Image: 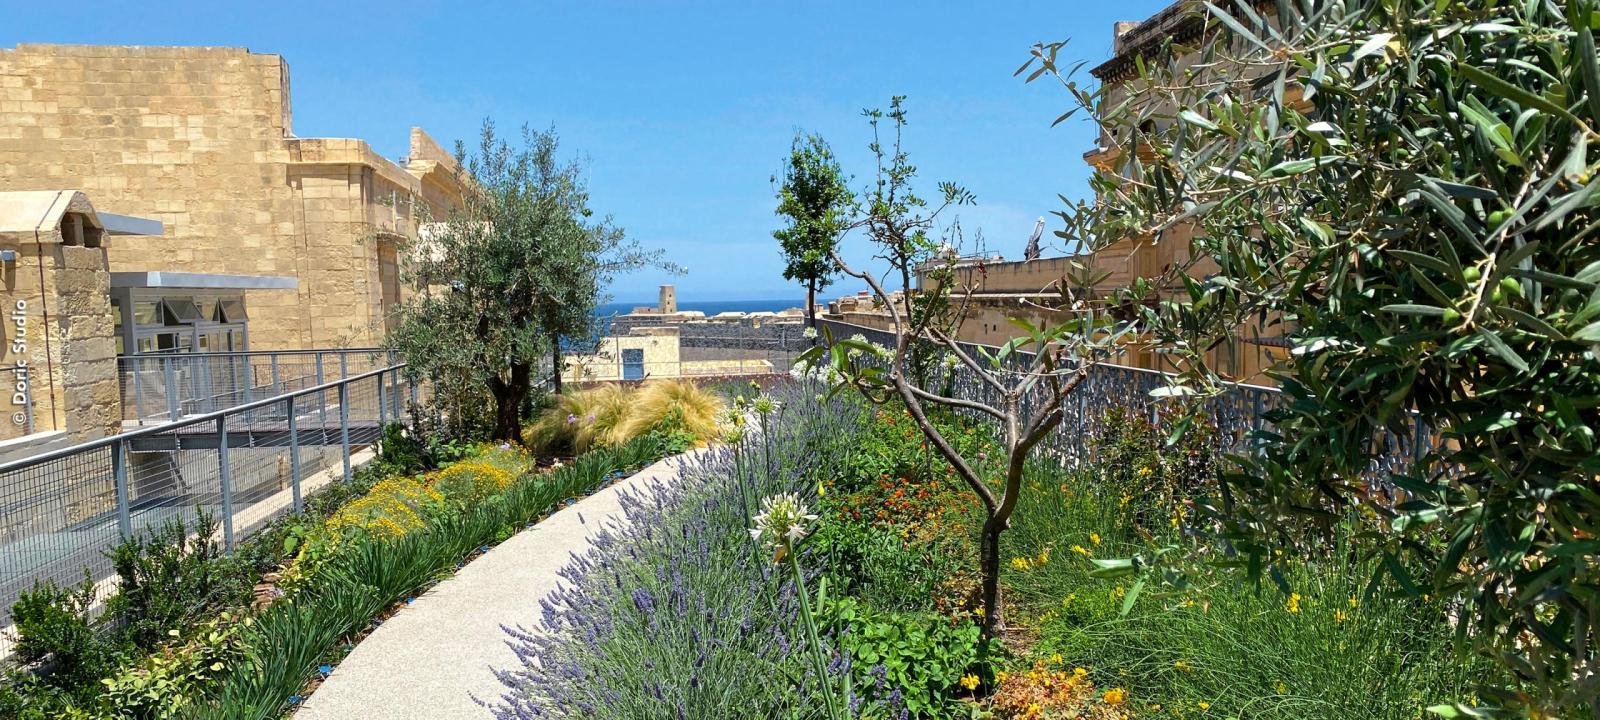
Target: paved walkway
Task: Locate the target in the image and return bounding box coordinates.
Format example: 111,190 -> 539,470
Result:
297,451 -> 696,720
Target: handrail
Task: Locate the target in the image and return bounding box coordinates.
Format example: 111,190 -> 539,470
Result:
813,317 -> 1282,395
0,363 -> 405,473
119,347 -> 386,360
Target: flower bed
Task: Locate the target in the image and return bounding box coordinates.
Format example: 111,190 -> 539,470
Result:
495,383 -> 1502,719
1,426 -> 674,720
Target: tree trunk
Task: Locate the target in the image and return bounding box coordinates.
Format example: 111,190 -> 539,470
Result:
550,338 -> 563,395
978,515 -> 1004,636
806,281 -> 817,329
489,361 -> 531,442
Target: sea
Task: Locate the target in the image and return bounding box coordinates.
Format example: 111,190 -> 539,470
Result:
588,298 -> 803,338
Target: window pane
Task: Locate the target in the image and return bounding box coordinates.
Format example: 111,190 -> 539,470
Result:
156,333 -> 176,351
137,337 -> 154,353
134,301 -> 161,326
164,298 -> 203,324
221,298 -> 247,322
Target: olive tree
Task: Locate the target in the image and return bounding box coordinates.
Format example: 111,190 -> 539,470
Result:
802,97 -> 1129,636
1022,1 -> 1600,713
391,121 -> 667,441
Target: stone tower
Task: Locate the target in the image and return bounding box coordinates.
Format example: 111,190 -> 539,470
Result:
658,284 -> 677,313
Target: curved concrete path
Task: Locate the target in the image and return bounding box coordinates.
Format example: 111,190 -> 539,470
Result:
297,451 -> 696,719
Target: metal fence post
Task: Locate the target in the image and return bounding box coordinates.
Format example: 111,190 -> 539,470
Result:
217,416 -> 235,550
377,368 -> 388,429
164,357 -> 179,421
339,352 -> 349,380
133,361 -> 145,423
315,352 -> 327,427
270,354 -> 281,397
286,394 -> 303,513
112,438 -> 132,539
408,377 -> 418,426
338,381 -> 352,483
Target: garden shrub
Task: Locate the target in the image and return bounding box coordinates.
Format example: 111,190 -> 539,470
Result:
1091,405 -> 1219,535
106,511 -> 252,652
427,447 -> 528,506
8,573 -> 113,690
813,406 -> 988,615
99,612 -> 248,719
522,385 -> 631,454
824,595 -> 987,718
324,476 -> 444,541
613,378 -> 723,445
525,381 -> 725,456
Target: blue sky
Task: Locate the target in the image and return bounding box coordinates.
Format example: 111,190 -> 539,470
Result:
3,0 -> 1171,303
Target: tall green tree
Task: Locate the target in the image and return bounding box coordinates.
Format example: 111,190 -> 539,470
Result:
1024,1 -> 1600,713
773,132 -> 852,327
391,121 -> 666,441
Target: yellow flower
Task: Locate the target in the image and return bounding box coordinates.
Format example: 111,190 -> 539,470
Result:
1050,653 -> 1064,665
1071,544 -> 1091,557
1199,701 -> 1211,709
1035,548 -> 1051,566
1286,593 -> 1302,614
1062,593 -> 1077,607
1026,703 -> 1042,716
1103,687 -> 1128,705
1011,557 -> 1033,571
996,670 -> 1007,682
1275,679 -> 1288,695
1348,596 -> 1360,609
1174,660 -> 1193,673
1074,667 -> 1088,678
1137,465 -> 1153,478
974,606 -> 986,617
959,674 -> 979,691
1089,532 -> 1102,546
1112,585 -> 1126,601
1333,609 -> 1348,623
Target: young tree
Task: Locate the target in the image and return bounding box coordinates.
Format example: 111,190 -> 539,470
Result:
773,132 -> 852,327
802,97 -> 1128,636
1023,1 -> 1600,713
392,121 -> 666,441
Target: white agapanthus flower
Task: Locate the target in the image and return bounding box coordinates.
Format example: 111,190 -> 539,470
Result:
749,492 -> 818,563
802,326 -> 818,339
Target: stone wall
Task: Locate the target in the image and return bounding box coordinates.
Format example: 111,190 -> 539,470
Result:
0,192 -> 121,444
0,44 -> 464,351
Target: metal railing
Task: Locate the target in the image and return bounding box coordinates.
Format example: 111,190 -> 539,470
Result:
0,364 -> 413,657
813,318 -> 1431,482
118,348 -> 394,424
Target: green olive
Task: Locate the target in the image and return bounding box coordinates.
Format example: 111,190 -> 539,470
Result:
1443,308 -> 1462,324
1462,267 -> 1482,284
1499,277 -> 1521,298
1487,209 -> 1512,228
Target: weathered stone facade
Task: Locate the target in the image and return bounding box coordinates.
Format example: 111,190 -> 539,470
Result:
0,191 -> 121,446
0,44 -> 465,351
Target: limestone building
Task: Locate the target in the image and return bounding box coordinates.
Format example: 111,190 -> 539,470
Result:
0,190 -> 163,451
0,44 -> 466,352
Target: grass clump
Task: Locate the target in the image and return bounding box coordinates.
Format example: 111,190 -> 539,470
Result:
524,380 -> 725,455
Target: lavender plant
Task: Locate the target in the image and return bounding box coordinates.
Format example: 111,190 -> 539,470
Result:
490,384 -> 906,719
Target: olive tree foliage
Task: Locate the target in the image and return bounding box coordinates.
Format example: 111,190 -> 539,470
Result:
800,97 -> 1130,636
1021,0 -> 1600,713
390,121 -> 668,442
773,132 -> 853,328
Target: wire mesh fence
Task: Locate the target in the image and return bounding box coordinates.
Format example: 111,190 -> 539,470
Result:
812,319 -> 1432,483
0,364 -> 411,658
118,349 -> 394,424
